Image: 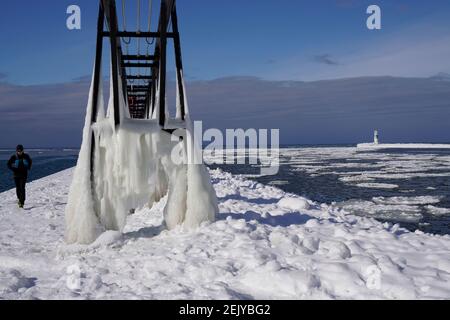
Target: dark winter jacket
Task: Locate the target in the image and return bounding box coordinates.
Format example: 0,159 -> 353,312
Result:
7,153 -> 32,178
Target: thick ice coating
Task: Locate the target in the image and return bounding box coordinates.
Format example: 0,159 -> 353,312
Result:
65,65 -> 218,244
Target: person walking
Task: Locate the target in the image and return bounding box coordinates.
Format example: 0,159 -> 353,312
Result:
7,145 -> 32,208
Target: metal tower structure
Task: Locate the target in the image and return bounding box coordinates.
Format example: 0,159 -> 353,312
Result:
91,0 -> 186,125
89,0 -> 187,186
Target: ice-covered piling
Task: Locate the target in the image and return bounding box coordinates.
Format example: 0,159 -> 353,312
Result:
65,66 -> 217,245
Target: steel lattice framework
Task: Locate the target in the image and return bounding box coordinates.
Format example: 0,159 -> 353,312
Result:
89,0 -> 187,182
91,0 -> 186,124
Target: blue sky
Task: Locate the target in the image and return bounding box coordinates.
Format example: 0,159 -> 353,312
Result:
1,0 -> 450,85
1,1 -> 450,147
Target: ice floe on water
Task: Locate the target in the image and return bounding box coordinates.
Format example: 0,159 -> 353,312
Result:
334,200 -> 423,222
372,196 -> 443,205
426,205 -> 450,216
356,183 -> 399,189
268,180 -> 290,186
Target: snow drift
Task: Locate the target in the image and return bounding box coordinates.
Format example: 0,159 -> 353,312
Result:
1,168 -> 450,299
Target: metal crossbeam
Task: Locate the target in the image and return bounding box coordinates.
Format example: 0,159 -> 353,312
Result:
127,88 -> 150,92
122,55 -> 155,61
127,85 -> 150,89
103,31 -> 175,38
128,95 -> 147,102
126,75 -> 152,80
123,62 -> 156,68
127,90 -> 150,93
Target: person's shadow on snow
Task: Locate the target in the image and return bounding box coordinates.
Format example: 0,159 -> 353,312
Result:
218,193 -> 279,205
124,210 -> 312,240
218,211 -> 312,228
123,224 -> 165,240
218,193 -> 313,227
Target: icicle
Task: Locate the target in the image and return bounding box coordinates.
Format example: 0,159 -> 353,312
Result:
65,65 -> 102,244
183,116 -> 218,228
179,79 -> 218,228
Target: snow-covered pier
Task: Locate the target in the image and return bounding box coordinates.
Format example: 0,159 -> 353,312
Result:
357,143 -> 450,149
357,130 -> 450,149
1,168 -> 449,299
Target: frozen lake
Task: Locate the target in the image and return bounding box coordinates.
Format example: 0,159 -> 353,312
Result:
1,146 -> 449,235
208,146 -> 450,235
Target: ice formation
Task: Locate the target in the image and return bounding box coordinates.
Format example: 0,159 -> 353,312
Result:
65,64 -> 218,244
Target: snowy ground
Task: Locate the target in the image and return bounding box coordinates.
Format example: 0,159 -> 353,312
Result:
1,168 -> 450,299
